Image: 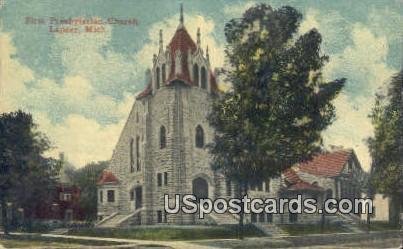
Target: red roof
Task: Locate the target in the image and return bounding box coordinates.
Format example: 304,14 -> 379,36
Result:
286,181 -> 324,192
136,82 -> 152,100
283,168 -> 300,184
136,26 -> 220,99
97,171 -> 119,185
166,27 -> 197,85
297,149 -> 352,177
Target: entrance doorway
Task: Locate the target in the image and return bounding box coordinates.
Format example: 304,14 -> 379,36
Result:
192,177 -> 208,199
135,186 -> 142,209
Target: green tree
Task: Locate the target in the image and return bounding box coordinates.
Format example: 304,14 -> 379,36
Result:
368,70 -> 402,226
0,111 -> 60,234
68,161 -> 108,221
208,4 -> 345,237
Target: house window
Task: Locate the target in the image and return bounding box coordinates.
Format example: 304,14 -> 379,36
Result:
160,126 -> 166,149
157,173 -> 162,187
265,179 -> 270,192
289,213 -> 298,223
130,138 -> 134,172
156,67 -> 160,89
201,66 -> 207,89
193,64 -> 199,85
259,213 -> 265,222
136,136 -> 140,171
162,64 -> 166,83
60,193 -> 72,201
157,210 -> 163,223
251,213 -> 257,223
130,190 -> 134,201
267,213 -> 273,223
107,190 -> 115,203
348,161 -> 353,172
257,181 -> 263,191
99,191 -> 103,203
136,112 -> 139,123
195,125 -> 204,148
226,180 -> 232,196
250,182 -> 257,191
164,172 -> 168,186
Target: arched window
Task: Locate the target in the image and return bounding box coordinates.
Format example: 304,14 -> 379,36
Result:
200,66 -> 207,89
160,126 -> 166,149
130,138 -> 134,172
162,64 -> 166,83
195,125 -> 204,148
136,136 -> 140,171
193,64 -> 199,85
156,67 -> 160,89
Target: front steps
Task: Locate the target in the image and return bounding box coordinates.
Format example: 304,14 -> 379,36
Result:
253,223 -> 288,236
208,212 -> 239,225
96,208 -> 144,228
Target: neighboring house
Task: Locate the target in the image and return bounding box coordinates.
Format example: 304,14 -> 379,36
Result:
360,193 -> 390,222
36,184 -> 83,221
36,153 -> 84,221
246,148 -> 366,225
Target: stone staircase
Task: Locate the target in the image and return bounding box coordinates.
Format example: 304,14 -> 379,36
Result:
253,223 -> 288,237
208,212 -> 239,225
97,208 -> 144,228
327,213 -> 364,233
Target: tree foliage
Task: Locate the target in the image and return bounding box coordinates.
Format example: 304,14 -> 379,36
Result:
367,70 -> 402,224
0,111 -> 60,232
209,4 -> 345,185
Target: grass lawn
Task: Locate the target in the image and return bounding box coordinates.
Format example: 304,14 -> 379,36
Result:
68,225 -> 264,241
0,235 -> 124,248
279,224 -> 347,236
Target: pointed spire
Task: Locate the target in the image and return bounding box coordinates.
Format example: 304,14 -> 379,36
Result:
159,29 -> 163,52
179,3 -> 184,26
197,28 -> 201,47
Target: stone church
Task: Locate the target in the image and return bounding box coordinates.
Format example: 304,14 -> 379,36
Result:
97,6 -> 229,226
96,6 -> 365,229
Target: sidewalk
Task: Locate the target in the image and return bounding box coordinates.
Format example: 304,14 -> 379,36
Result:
1,232 -> 227,249
1,230 -> 401,249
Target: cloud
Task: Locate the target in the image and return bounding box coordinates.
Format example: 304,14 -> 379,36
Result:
50,24 -> 142,100
323,24 -> 395,171
0,27 -> 133,167
38,113 -> 127,167
223,1 -> 257,17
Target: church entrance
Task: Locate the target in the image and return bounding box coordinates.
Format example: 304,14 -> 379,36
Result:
135,186 -> 142,209
192,177 -> 208,199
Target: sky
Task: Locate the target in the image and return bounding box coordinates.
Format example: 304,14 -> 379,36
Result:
0,0 -> 401,170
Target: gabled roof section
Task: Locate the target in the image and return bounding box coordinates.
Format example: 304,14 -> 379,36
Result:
283,168 -> 300,184
297,149 -> 353,177
97,170 -> 119,185
166,27 -> 197,86
286,181 -> 324,192
136,82 -> 152,100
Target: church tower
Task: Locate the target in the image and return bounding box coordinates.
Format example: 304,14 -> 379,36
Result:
97,4 -> 226,226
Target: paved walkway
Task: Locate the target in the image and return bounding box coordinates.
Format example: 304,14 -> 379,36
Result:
2,232 -> 229,249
